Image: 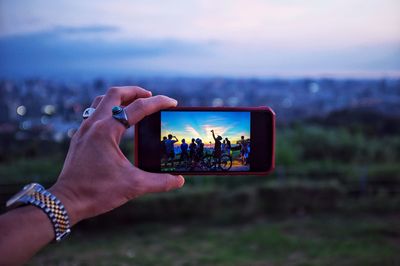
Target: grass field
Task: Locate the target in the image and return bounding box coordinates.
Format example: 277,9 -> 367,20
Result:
29,214 -> 400,266
1,125 -> 399,265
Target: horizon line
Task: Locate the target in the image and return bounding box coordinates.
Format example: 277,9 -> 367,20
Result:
1,70 -> 400,81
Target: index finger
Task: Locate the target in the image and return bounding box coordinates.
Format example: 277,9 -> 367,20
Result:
124,95 -> 178,125
94,86 -> 152,119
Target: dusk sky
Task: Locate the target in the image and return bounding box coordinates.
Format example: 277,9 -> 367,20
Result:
0,0 -> 399,78
161,111 -> 250,145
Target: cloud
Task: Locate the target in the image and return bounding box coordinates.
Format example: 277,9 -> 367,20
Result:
0,26 -> 210,78
0,24 -> 399,79
202,125 -> 232,137
52,25 -> 119,34
185,125 -> 201,138
0,0 -> 399,78
204,116 -> 225,124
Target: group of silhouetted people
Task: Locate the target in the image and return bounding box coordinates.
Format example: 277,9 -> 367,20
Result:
161,135 -> 205,168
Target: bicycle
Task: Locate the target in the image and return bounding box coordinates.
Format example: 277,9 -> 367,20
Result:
202,152 -> 232,171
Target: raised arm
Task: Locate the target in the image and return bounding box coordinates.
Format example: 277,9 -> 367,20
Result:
0,87 -> 185,265
211,129 -> 216,141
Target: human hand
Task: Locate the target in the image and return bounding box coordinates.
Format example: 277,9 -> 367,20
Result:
50,87 -> 185,226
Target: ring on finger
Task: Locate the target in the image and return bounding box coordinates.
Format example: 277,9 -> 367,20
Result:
112,106 -> 130,129
82,107 -> 96,119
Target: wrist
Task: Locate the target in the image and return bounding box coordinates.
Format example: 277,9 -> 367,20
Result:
48,184 -> 85,226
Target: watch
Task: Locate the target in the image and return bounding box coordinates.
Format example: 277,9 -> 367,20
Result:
6,183 -> 71,242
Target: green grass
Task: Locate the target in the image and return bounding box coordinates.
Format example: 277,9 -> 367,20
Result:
29,215 -> 400,266
0,156 -> 63,184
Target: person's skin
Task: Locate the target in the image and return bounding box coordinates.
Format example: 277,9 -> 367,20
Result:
0,86 -> 185,266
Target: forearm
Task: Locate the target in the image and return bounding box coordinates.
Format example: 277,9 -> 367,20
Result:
0,186 -> 80,265
0,206 -> 54,265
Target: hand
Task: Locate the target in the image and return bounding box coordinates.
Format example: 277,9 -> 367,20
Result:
49,87 -> 185,226
211,129 -> 214,133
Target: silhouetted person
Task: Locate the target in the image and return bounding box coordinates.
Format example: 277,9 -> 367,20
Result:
189,138 -> 197,161
180,138 -> 188,163
195,138 -> 204,161
211,129 -> 223,168
225,137 -> 231,155
161,136 -> 167,166
239,136 -> 248,165
165,134 -> 178,167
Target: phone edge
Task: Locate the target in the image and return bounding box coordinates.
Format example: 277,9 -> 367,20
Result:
134,106 -> 275,176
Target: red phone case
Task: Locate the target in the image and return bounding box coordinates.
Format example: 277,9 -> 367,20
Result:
134,106 -> 275,175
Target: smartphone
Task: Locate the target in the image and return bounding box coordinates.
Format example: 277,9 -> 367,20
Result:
135,107 -> 275,175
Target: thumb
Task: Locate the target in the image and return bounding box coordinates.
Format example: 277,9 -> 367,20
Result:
136,169 -> 185,194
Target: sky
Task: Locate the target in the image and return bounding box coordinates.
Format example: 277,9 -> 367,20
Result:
0,0 -> 399,78
161,111 -> 250,145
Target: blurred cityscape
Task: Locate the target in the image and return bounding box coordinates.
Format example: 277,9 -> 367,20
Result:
1,77 -> 399,143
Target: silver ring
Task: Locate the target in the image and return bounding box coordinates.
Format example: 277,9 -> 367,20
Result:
112,106 -> 130,129
83,107 -> 96,119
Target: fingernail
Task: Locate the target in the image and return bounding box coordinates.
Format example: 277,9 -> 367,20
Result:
177,175 -> 185,187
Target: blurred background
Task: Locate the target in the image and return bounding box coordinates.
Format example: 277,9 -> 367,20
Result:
0,0 -> 399,265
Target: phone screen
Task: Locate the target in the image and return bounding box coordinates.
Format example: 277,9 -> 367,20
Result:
135,107 -> 275,175
161,111 -> 251,172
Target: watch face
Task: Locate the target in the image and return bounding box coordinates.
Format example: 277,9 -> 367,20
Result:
6,183 -> 38,208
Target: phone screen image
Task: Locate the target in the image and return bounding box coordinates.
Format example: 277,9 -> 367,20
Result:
136,107 -> 274,175
160,111 -> 251,172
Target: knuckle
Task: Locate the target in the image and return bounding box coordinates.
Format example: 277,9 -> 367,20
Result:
128,171 -> 148,195
94,119 -> 109,130
89,120 -> 109,137
79,120 -> 91,133
70,131 -> 85,147
130,86 -> 147,94
132,86 -> 143,91
134,98 -> 146,110
69,132 -> 80,145
94,95 -> 103,102
106,87 -> 120,97
155,95 -> 167,101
